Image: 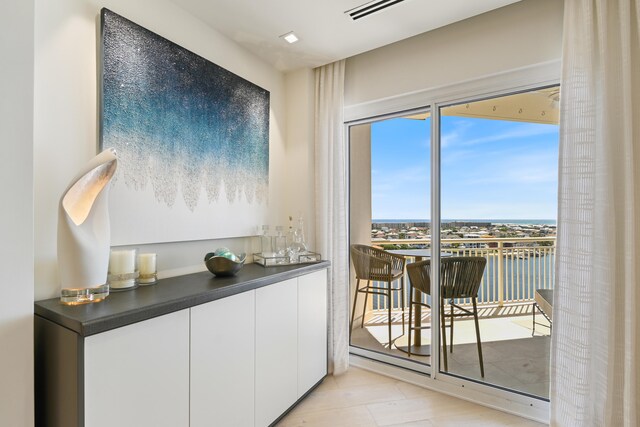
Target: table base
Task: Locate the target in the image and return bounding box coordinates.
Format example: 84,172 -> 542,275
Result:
396,344 -> 431,357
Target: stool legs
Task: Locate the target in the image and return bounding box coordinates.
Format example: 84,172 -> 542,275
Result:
349,278 -> 361,335
472,297 -> 484,377
450,301 -> 454,353
387,287 -> 392,346
407,286 -> 413,357
532,302 -> 536,336
440,297 -> 448,372
401,277 -> 405,335
349,277 -> 404,348
361,280 -> 370,328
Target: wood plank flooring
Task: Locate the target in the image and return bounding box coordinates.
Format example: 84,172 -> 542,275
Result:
276,367 -> 547,427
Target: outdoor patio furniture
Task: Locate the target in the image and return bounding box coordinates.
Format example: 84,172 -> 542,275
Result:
350,244 -> 406,347
533,288 -> 553,335
406,256 -> 487,377
404,258 -> 433,357
385,249 -> 452,356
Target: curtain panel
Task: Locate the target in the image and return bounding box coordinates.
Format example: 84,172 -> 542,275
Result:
314,60 -> 349,375
552,0 -> 640,425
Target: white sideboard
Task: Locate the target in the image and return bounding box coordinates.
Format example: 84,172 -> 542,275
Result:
35,263 -> 329,427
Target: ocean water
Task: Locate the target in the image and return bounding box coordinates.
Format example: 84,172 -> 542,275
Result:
372,219 -> 557,226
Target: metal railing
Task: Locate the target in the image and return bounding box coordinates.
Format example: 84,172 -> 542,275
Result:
366,237 -> 556,311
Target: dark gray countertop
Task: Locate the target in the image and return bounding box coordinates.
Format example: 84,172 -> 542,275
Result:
35,261 -> 330,337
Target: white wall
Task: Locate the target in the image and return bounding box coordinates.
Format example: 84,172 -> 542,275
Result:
0,1 -> 35,426
284,68 -> 316,251
34,0 -> 290,299
344,0 -> 563,107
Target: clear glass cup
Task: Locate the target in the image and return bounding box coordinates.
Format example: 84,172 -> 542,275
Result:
261,225 -> 274,256
274,226 -> 287,263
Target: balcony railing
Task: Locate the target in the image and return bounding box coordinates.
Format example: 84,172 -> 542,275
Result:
366,237 -> 556,311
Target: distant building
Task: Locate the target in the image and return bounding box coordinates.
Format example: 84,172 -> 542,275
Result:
372,222 -> 430,229
444,221 -> 492,228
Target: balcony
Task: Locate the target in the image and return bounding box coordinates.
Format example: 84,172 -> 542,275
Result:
350,236 -> 554,399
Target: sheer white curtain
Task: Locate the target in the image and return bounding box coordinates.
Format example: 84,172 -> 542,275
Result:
551,1 -> 640,425
315,60 -> 349,375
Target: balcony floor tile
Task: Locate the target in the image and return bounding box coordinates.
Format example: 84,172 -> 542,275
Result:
350,304 -> 551,399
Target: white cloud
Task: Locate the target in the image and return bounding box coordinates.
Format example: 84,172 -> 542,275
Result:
456,149 -> 558,186
441,119 -> 473,148
458,123 -> 558,147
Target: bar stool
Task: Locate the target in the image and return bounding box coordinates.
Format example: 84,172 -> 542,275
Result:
350,244 -> 405,347
406,256 -> 486,377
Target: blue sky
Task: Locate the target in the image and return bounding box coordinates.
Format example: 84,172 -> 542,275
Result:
370,115 -> 559,220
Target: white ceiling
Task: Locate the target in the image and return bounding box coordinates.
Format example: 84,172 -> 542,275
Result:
170,0 -> 522,72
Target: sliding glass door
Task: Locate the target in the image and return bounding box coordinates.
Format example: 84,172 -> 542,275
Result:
348,84 -> 559,401
436,86 -> 559,398
348,109 -> 432,370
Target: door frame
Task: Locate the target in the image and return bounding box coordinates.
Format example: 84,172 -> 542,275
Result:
345,59 -> 560,423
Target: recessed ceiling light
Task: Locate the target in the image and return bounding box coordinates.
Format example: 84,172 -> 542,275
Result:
280,31 -> 299,44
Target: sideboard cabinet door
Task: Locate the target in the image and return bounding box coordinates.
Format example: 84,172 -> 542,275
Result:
255,278 -> 298,427
191,291 -> 256,427
84,309 -> 190,427
297,270 -> 328,397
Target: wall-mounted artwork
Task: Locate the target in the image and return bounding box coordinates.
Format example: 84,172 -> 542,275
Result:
100,8 -> 269,245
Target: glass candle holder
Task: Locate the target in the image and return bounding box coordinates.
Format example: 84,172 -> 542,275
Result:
108,248 -> 139,291
137,253 -> 158,285
60,284 -> 109,306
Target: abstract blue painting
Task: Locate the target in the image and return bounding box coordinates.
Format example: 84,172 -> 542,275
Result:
100,9 -> 270,244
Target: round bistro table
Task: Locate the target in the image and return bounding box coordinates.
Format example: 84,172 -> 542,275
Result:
386,249 -> 452,356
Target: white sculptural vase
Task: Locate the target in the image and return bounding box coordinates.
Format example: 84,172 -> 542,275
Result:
58,148 -> 118,305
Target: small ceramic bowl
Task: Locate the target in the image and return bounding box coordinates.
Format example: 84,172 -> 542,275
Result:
204,252 -> 246,277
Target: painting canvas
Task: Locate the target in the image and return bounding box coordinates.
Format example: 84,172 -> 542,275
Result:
100,8 -> 269,245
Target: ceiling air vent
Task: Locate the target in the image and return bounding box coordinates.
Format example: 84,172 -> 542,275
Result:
345,0 -> 407,21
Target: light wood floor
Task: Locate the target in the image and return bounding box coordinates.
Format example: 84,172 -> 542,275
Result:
276,367 -> 547,427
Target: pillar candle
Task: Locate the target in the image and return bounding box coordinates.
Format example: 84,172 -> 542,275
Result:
138,253 -> 157,276
109,249 -> 136,274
